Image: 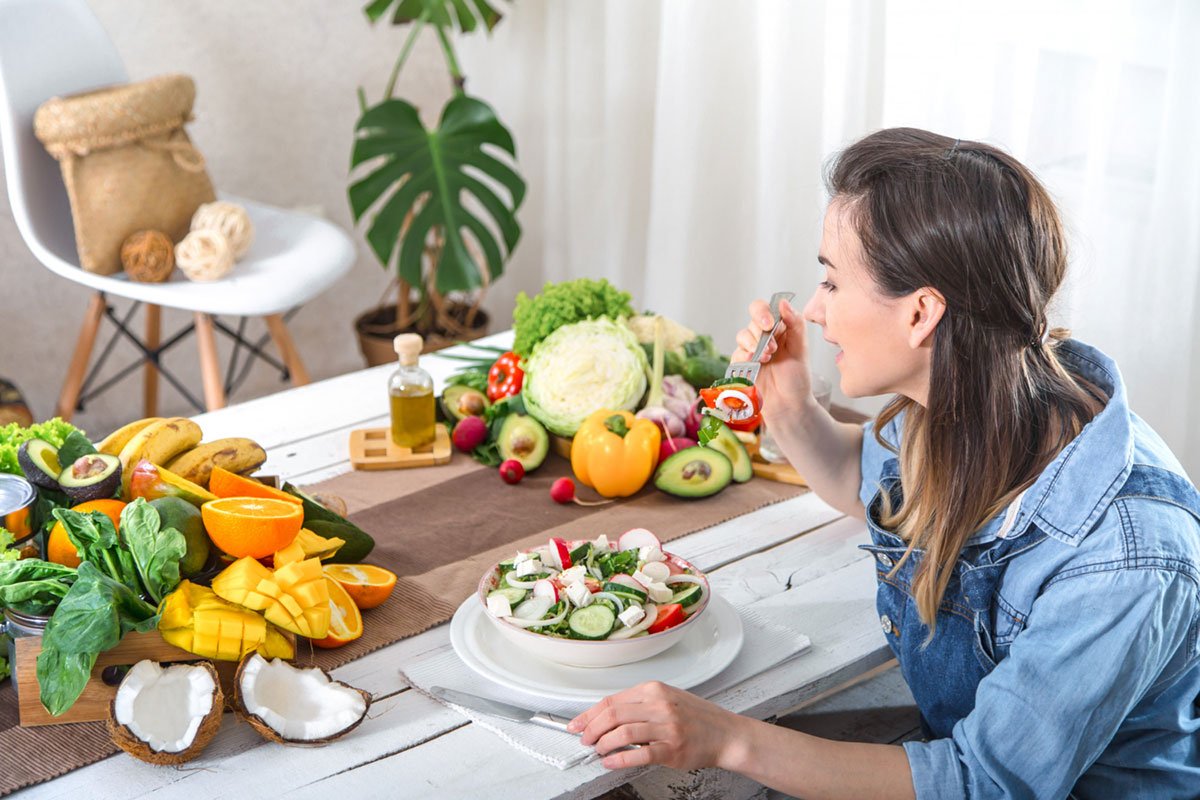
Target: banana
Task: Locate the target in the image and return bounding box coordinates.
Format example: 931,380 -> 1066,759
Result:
118,417 -> 204,490
166,438 -> 268,487
96,417 -> 164,456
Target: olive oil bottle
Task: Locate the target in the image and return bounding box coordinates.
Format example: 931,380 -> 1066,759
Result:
389,334 -> 435,448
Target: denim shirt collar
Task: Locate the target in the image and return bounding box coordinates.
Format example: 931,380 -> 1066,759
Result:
967,339 -> 1132,547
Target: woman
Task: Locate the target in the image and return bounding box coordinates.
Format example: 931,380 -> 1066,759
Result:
568,128 -> 1200,799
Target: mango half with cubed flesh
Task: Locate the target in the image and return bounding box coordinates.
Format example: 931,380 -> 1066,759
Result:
158,580 -> 295,661
212,557 -> 331,639
274,528 -> 344,567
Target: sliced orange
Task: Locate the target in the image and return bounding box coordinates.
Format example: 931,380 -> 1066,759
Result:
200,497 -> 303,559
323,563 -> 397,609
208,466 -> 301,506
313,576 -> 363,648
47,498 -> 127,568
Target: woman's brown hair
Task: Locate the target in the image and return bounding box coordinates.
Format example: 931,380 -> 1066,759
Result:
827,128 -> 1105,636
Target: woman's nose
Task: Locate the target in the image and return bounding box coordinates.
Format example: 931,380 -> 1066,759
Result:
803,290 -> 825,327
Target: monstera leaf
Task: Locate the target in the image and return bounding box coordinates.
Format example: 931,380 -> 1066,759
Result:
349,94 -> 525,294
364,0 -> 505,33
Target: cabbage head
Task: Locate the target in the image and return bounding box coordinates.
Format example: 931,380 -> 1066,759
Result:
522,318 -> 649,437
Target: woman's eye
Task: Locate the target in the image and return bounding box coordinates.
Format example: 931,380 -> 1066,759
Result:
819,280 -> 836,292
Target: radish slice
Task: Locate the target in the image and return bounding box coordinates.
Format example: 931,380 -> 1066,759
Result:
641,562 -> 670,583
532,579 -> 560,602
606,573 -> 644,592
610,603 -> 658,639
591,591 -> 625,613
547,537 -> 572,570
618,528 -> 661,553
666,559 -> 687,576
513,596 -> 554,621
504,606 -> 568,629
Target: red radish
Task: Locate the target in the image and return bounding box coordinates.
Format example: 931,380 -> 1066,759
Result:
617,528 -> 662,553
684,399 -> 705,440
658,436 -> 698,465
667,559 -> 687,576
606,573 -> 644,592
451,416 -> 488,452
532,579 -> 560,602
550,477 -> 614,507
647,603 -> 686,634
548,537 -> 572,570
499,459 -> 525,484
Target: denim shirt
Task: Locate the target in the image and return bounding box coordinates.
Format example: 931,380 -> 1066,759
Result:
859,340 -> 1200,799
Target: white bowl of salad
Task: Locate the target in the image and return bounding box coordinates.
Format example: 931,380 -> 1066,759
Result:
478,528 -> 710,668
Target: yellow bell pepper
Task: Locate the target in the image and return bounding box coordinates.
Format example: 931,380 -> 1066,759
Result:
571,410 -> 662,498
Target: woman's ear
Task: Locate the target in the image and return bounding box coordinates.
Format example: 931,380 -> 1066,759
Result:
907,287 -> 946,349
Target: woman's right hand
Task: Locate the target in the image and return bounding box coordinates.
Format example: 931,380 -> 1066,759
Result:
732,297 -> 813,422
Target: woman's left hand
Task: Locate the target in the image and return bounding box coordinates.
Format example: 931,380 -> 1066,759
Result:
568,681 -> 742,770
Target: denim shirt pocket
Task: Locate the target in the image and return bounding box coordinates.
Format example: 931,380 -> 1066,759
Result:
991,591 -> 1028,653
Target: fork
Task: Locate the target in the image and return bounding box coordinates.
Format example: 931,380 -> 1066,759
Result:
724,291 -> 795,383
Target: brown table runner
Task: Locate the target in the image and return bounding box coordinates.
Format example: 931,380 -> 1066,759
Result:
0,454 -> 806,795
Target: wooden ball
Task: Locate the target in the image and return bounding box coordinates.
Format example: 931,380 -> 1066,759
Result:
120,230 -> 175,283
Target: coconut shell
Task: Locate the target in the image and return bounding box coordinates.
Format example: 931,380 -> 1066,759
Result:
234,654 -> 371,746
107,660 -> 224,765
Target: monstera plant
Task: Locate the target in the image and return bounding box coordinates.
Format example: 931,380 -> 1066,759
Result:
349,0 -> 525,364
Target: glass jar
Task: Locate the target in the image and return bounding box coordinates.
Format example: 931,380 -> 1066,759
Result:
3,608 -> 50,698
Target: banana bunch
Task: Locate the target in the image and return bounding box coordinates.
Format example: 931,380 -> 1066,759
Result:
98,417 -> 267,489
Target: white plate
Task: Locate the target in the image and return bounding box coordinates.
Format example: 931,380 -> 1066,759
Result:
449,593 -> 745,703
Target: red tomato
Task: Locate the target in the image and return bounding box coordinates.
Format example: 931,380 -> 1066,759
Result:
647,603 -> 686,634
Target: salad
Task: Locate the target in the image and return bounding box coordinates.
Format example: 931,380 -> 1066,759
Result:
483,528 -> 707,641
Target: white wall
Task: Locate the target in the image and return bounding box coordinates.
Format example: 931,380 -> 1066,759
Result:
0,1 -> 539,440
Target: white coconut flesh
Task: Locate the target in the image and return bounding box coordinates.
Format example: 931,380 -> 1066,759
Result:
240,656 -> 368,741
112,661 -> 217,753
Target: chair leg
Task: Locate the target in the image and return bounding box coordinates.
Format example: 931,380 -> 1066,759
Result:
265,314 -> 311,387
144,304 -> 161,417
194,312 -> 227,410
55,293 -> 107,421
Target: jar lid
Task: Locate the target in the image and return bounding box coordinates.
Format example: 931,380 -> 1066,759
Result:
0,473 -> 35,515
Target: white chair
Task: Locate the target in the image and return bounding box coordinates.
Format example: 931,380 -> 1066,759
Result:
0,0 -> 355,418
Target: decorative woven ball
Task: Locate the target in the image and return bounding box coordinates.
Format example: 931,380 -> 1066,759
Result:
120,230 -> 175,283
176,229 -> 234,282
190,201 -> 253,258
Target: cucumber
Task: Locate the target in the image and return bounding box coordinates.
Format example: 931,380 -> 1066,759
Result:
669,584 -> 703,608
602,581 -> 647,604
569,542 -> 592,565
568,604 -> 616,639
488,587 -> 528,606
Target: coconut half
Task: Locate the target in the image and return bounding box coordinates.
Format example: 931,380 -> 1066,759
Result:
108,660 -> 223,765
234,654 -> 370,745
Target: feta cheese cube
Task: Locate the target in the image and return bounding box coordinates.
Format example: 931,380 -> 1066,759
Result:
565,581 -> 593,608
646,581 -> 674,603
559,565 -> 587,585
515,559 -> 542,578
631,569 -> 655,589
618,605 -> 645,628
514,551 -> 535,565
486,594 -> 513,618
593,534 -> 611,551
639,544 -> 666,563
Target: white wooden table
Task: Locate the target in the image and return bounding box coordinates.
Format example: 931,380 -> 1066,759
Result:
18,332 -> 889,800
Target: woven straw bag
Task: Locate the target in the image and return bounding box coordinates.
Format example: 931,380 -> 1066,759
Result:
33,74 -> 216,275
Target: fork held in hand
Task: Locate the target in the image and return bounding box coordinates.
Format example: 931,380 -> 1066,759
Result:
725,291 -> 795,384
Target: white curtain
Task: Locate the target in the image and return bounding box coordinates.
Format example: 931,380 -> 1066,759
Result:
458,0 -> 1200,479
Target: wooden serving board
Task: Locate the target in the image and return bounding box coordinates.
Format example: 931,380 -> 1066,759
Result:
348,424 -> 452,470
751,459 -> 808,486
14,631 -> 237,727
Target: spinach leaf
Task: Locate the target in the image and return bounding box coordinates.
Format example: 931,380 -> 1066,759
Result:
119,499 -> 185,604
52,508 -> 124,583
32,487 -> 72,537
36,562 -> 157,716
0,558 -> 76,615
55,431 -> 97,467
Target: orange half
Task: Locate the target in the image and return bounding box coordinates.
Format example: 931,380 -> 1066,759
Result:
313,576 -> 363,648
323,563 -> 397,609
201,497 -> 303,559
208,466 -> 301,506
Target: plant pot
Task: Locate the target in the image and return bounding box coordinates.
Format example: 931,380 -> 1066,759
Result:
353,304 -> 491,367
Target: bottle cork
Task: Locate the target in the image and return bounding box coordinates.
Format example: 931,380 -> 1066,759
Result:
393,333 -> 423,366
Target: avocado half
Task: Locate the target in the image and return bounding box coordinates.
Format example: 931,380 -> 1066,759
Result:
18,438 -> 63,491
440,385 -> 490,422
497,414 -> 549,472
58,453 -> 122,503
654,447 -> 733,498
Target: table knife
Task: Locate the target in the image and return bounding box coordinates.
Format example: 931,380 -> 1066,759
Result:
430,686 -> 574,732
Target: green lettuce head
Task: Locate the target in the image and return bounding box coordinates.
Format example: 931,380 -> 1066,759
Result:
522,318 -> 650,437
